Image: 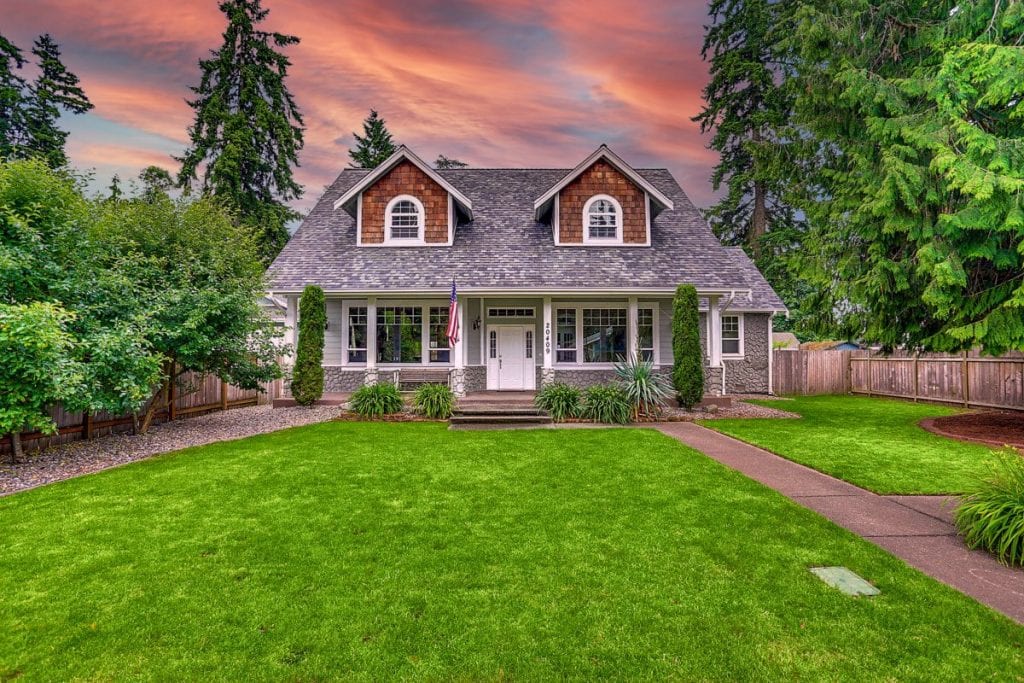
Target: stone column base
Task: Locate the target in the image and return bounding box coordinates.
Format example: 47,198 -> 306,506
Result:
540,367 -> 556,388
364,368 -> 379,386
450,368 -> 467,397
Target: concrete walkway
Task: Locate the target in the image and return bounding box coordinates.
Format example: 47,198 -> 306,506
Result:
655,422 -> 1024,624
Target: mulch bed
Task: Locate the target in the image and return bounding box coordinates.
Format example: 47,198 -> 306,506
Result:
334,412 -> 438,422
921,412 -> 1024,451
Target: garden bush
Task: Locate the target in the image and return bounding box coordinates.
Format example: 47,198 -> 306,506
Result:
580,385 -> 631,425
615,355 -> 672,419
955,450 -> 1024,567
291,285 -> 326,406
535,382 -> 582,422
413,383 -> 455,419
672,284 -> 704,410
349,382 -> 404,418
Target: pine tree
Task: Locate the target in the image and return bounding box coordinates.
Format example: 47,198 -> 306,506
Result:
786,0 -> 1024,354
349,110 -> 396,168
177,0 -> 305,265
435,154 -> 467,169
22,34 -> 92,168
0,33 -> 28,160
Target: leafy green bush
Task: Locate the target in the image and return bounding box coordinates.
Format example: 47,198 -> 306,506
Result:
349,382 -> 404,418
672,284 -> 704,410
291,285 -> 326,406
615,355 -> 672,419
535,382 -> 582,422
955,450 -> 1024,567
413,383 -> 455,419
580,385 -> 631,425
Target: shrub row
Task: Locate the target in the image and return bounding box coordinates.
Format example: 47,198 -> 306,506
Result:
348,382 -> 455,420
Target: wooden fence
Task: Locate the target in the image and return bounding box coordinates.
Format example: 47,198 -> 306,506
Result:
0,371 -> 284,456
772,349 -> 1024,411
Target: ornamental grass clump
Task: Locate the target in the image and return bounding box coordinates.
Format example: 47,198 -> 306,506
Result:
581,385 -> 631,425
413,383 -> 455,420
535,382 -> 582,422
615,355 -> 673,420
955,450 -> 1024,567
349,382 -> 404,418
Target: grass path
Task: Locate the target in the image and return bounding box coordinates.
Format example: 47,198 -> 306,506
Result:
1,422 -> 1021,679
704,396 -> 995,494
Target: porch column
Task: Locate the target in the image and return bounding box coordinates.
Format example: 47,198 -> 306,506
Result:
284,295 -> 298,363
627,296 -> 638,361
709,295 -> 723,368
365,297 -> 377,385
542,296 -> 554,386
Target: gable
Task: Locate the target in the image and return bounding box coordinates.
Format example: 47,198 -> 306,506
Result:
360,160 -> 451,245
556,160 -> 648,245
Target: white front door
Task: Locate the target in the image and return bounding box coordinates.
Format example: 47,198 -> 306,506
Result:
486,325 -> 535,390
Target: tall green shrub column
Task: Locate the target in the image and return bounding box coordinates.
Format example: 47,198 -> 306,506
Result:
672,284 -> 704,410
291,285 -> 326,406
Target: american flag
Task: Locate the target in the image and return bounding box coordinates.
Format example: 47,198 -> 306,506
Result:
446,280 -> 460,346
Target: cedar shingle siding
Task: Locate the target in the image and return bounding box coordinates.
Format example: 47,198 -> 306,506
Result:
558,160 -> 647,244
361,160 -> 449,244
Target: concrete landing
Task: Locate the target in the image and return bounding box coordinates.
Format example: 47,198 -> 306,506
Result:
655,421 -> 1024,624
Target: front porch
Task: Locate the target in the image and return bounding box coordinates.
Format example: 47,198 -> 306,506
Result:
278,290 -> 764,397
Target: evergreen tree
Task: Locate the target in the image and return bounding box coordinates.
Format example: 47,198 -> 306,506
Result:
106,174 -> 123,202
139,165 -> 174,202
435,154 -> 467,169
693,0 -> 809,333
0,33 -> 28,160
349,110 -> 396,168
177,0 -> 304,265
671,284 -> 704,410
786,1 -> 1024,354
22,34 -> 92,168
291,285 -> 325,406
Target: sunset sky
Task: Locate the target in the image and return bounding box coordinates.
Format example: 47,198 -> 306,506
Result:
1,0 -> 718,210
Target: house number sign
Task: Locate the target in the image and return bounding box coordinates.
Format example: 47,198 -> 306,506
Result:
544,321 -> 552,355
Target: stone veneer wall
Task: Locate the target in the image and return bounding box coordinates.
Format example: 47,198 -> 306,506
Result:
724,313 -> 770,394
465,366 -> 487,392
323,367 -> 368,393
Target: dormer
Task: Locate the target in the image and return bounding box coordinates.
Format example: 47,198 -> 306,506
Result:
333,146 -> 473,247
533,145 -> 673,247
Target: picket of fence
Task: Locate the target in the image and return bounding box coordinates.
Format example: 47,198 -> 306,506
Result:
0,370 -> 284,456
772,349 -> 1024,412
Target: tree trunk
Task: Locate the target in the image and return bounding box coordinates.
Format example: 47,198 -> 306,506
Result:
750,128 -> 767,259
10,432 -> 22,465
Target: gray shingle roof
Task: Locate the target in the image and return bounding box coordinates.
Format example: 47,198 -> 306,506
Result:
267,167 -> 786,311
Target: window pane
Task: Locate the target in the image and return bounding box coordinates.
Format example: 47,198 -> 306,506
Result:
722,339 -> 740,355
489,330 -> 497,359
428,306 -> 450,363
376,306 -> 422,363
348,307 -> 367,363
526,330 -> 533,359
556,309 -> 576,363
389,199 -> 420,239
638,308 -> 654,353
588,198 -> 618,239
721,316 -> 740,355
582,308 -> 627,363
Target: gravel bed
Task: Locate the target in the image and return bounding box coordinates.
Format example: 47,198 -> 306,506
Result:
0,405 -> 341,496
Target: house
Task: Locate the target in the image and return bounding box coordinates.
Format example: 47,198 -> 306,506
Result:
800,340 -> 864,351
772,332 -> 800,350
267,145 -> 786,396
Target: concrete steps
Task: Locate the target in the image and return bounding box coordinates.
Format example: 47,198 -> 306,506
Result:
449,404 -> 552,429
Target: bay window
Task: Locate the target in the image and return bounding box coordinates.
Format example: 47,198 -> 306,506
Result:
377,306 -> 422,364
554,304 -> 657,365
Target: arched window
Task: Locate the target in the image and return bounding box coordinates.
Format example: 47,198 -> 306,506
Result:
385,195 -> 424,242
583,194 -> 622,243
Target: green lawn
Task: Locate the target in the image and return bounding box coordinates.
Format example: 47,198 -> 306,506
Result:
704,395 -> 995,495
1,423 -> 1021,679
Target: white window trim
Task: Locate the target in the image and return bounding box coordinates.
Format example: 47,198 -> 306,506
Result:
487,307 -> 536,319
553,301 -> 659,367
722,312 -> 745,359
582,194 -> 623,245
384,195 -> 426,245
371,299 -> 453,367
341,300 -> 369,367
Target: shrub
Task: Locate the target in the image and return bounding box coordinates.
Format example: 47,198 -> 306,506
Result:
615,355 -> 673,420
672,284 -> 704,410
413,383 -> 455,419
349,382 -> 404,418
955,450 -> 1024,567
535,382 -> 582,422
291,285 -> 326,406
580,385 -> 631,425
